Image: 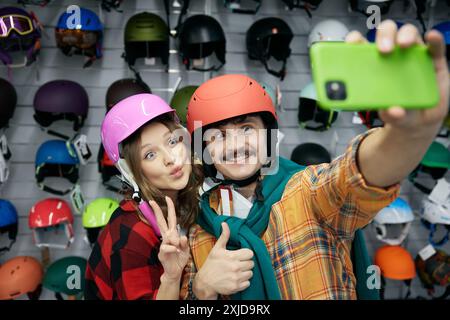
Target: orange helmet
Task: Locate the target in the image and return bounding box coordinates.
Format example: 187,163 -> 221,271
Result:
375,245 -> 416,280
186,74 -> 277,135
0,256 -> 44,300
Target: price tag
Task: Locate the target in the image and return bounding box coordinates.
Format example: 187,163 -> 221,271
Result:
418,244 -> 437,261
71,134 -> 92,165
193,58 -> 204,67
144,57 -> 155,65
70,184 -> 85,215
428,179 -> 450,207
0,152 -> 9,183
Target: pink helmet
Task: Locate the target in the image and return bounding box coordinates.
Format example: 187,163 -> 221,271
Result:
101,93 -> 177,163
100,93 -> 179,237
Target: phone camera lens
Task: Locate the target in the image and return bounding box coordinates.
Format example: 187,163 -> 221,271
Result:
326,81 -> 347,101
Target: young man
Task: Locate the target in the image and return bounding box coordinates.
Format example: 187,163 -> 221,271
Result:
180,20 -> 449,300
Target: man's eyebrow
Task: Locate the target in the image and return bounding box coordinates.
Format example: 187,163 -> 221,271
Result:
217,118 -> 257,129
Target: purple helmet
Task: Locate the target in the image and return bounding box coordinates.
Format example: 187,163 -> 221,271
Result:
101,93 -> 179,237
0,7 -> 41,67
33,80 -> 89,131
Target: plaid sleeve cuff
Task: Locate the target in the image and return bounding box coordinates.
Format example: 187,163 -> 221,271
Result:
344,128 -> 401,201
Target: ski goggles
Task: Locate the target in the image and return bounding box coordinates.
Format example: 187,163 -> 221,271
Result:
0,14 -> 34,37
55,28 -> 98,49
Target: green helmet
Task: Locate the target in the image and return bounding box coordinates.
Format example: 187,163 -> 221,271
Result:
82,198 -> 119,228
409,141 -> 450,193
42,256 -> 87,298
170,86 -> 198,124
82,198 -> 119,245
421,141 -> 450,169
123,12 -> 170,67
124,12 -> 169,42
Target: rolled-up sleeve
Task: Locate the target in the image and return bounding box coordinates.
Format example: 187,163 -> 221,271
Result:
304,128 -> 401,239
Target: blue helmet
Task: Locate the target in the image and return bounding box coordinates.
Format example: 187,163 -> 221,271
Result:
0,199 -> 18,228
56,7 -> 103,32
35,140 -> 79,196
433,21 -> 450,61
55,7 -> 103,67
0,199 -> 18,253
367,21 -> 404,43
433,21 -> 450,44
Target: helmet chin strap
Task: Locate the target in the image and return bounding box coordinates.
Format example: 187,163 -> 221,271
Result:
219,170 -> 261,188
116,159 -> 161,237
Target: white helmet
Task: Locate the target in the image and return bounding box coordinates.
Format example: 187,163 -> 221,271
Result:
421,197 -> 450,246
372,198 -> 414,246
422,198 -> 450,225
307,19 -> 350,48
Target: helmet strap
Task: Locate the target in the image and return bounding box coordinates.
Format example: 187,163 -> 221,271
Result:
262,57 -> 287,80
38,182 -> 73,196
116,159 -> 161,237
220,170 -> 261,188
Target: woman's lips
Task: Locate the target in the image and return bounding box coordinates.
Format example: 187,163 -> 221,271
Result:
170,166 -> 183,178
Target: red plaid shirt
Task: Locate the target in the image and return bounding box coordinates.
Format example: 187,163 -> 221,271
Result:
85,200 -> 163,300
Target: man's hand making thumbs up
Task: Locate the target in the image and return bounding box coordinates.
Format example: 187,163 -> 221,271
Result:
192,222 -> 255,299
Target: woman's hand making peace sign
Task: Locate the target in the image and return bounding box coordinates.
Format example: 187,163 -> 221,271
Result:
149,196 -> 190,282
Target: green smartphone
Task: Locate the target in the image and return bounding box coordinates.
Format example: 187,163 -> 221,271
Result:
310,42 -> 440,111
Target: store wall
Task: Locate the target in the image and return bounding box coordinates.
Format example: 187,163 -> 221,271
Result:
0,0 -> 449,300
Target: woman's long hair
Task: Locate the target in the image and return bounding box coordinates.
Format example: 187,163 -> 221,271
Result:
121,114 -> 203,229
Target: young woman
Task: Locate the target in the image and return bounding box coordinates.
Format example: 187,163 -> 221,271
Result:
85,93 -> 203,300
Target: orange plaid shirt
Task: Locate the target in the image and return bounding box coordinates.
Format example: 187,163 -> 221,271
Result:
181,128 -> 400,300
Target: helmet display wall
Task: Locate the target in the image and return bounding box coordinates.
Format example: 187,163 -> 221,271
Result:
0,0 -> 449,300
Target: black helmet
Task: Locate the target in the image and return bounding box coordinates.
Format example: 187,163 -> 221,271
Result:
224,0 -> 262,14
298,82 -> 338,131
290,143 -> 331,166
101,0 -> 123,12
282,0 -> 322,17
0,78 -> 17,129
123,12 -> 170,67
177,15 -> 226,71
349,0 -> 393,16
105,78 -> 151,111
246,17 -> 293,80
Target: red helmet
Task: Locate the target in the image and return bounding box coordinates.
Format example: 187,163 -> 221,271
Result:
186,74 -> 277,135
29,198 -> 74,228
28,198 -> 74,249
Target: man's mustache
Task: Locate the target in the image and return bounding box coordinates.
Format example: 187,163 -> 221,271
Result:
221,147 -> 257,162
